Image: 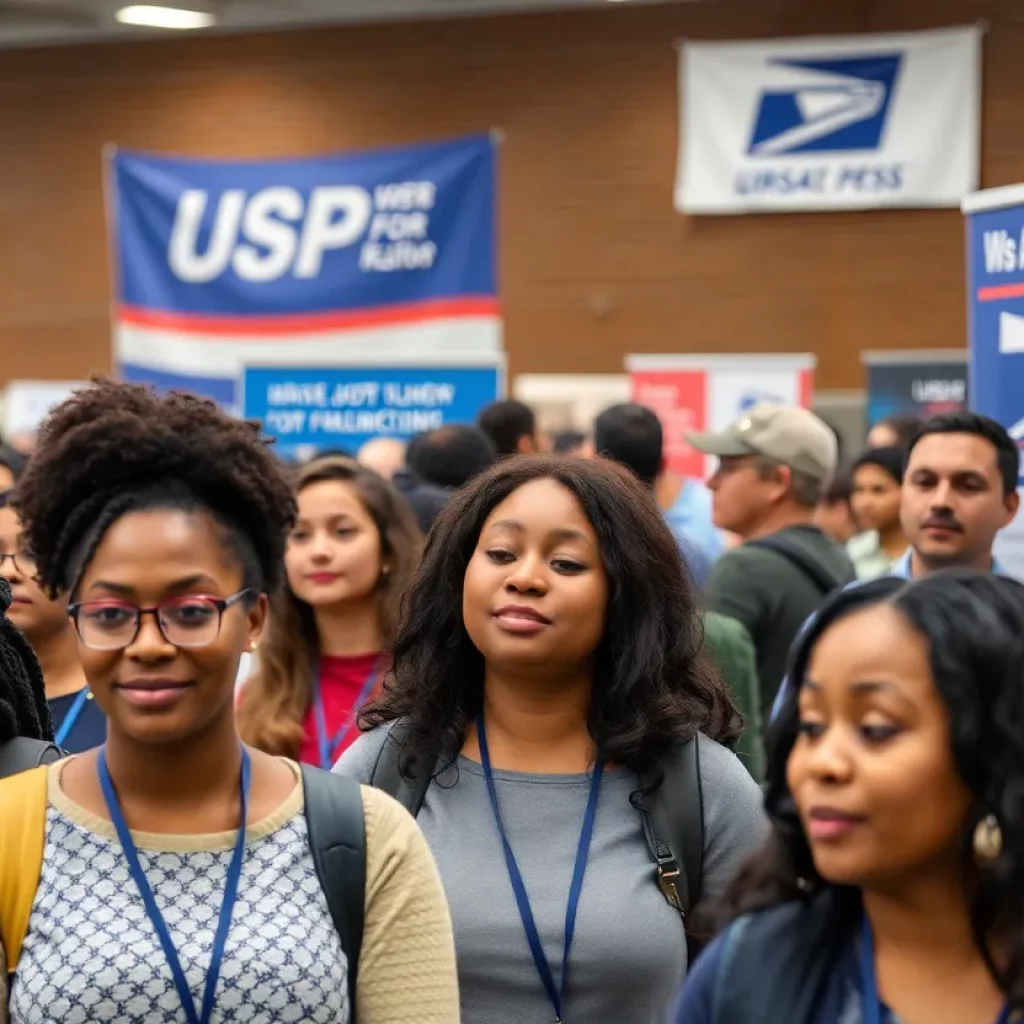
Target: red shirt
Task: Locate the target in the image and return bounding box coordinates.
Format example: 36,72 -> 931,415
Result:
298,651 -> 382,769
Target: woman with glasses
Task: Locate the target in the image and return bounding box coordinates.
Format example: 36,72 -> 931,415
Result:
671,572 -> 1024,1024
238,456 -> 421,766
0,381 -> 458,1024
0,498 -> 102,753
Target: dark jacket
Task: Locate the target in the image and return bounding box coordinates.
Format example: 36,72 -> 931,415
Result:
671,889 -> 858,1024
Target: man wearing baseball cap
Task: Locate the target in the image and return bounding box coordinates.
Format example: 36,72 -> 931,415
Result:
688,403 -> 856,720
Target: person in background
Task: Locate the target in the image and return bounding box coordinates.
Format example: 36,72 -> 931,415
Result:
336,455 -> 765,1024
847,446 -> 907,579
814,470 -> 857,546
672,572 -> 1024,1024
589,403 -> 723,581
0,444 -> 26,495
583,405 -> 761,768
898,411 -> 1018,579
407,424 -> 498,491
552,430 -> 586,456
867,414 -> 920,450
239,457 -> 421,767
0,497 -> 103,753
0,576 -> 61,779
690,404 -> 856,721
478,399 -> 542,456
1,381 -> 458,1024
356,436 -> 407,481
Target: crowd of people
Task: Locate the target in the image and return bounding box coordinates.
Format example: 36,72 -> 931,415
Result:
0,380 -> 1021,1024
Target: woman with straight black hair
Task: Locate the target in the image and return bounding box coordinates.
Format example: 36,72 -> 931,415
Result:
672,570 -> 1024,1024
336,453 -> 766,1024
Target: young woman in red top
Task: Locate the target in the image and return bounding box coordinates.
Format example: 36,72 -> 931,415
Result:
239,456 -> 421,765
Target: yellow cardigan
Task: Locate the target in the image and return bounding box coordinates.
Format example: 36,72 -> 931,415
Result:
0,761 -> 459,1024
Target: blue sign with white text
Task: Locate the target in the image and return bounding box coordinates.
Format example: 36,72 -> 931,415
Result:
965,195 -> 1024,484
113,135 -> 496,318
243,365 -> 503,451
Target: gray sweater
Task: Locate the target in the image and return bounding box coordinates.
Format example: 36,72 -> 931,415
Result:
335,726 -> 767,1024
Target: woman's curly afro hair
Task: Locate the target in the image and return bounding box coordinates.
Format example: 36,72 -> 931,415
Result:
15,379 -> 296,598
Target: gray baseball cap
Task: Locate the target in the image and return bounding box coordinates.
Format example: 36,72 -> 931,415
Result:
686,404 -> 838,484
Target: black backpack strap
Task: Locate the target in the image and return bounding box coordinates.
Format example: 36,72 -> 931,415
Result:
746,535 -> 842,595
367,723 -> 432,816
301,765 -> 366,1021
640,735 -> 704,923
0,737 -> 62,779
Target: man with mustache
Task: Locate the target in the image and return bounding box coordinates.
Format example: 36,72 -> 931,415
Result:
898,411 -> 1019,578
770,411 -> 1020,724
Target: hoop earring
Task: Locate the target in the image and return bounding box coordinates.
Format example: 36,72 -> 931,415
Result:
973,814 -> 1003,863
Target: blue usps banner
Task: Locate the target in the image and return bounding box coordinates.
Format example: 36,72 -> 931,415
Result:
243,364 -> 504,451
964,187 -> 1024,484
112,135 -> 497,318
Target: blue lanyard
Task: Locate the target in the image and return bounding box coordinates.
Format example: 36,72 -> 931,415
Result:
313,660 -> 379,771
98,746 -> 251,1024
53,687 -> 91,747
860,915 -> 1011,1024
478,715 -> 603,1024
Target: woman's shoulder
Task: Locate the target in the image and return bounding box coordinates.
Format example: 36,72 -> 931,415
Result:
331,719 -> 402,782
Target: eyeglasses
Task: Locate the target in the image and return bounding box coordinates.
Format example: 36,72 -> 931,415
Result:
67,589 -> 254,652
0,549 -> 36,578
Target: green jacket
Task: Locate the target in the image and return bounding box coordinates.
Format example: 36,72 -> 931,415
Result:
703,611 -> 764,782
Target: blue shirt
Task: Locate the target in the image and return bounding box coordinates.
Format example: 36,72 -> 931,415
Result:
665,479 -> 723,590
770,549 -> 1005,720
50,688 -> 106,754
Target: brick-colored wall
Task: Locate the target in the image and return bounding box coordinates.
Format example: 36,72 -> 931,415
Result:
0,0 -> 1021,388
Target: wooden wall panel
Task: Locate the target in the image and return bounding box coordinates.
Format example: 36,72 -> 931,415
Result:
0,0 -> 1020,388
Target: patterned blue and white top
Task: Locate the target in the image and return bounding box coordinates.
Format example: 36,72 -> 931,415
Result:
11,760 -> 345,1024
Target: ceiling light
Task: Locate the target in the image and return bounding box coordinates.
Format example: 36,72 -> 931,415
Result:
115,5 -> 215,29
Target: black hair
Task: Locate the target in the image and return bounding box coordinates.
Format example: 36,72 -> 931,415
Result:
852,444 -> 906,487
361,453 -> 740,786
872,414 -> 921,450
0,444 -> 27,483
0,577 -> 52,744
593,403 -> 662,488
478,400 -> 536,456
720,571 -> 1024,1010
14,379 -> 297,600
909,411 -> 1018,496
820,468 -> 852,505
552,430 -> 586,455
406,424 -> 498,491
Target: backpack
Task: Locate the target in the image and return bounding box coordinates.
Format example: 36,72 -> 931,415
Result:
0,762 -> 367,1022
368,723 -> 707,932
0,738 -> 62,780
746,534 -> 852,598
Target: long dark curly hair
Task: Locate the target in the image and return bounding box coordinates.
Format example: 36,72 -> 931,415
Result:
360,454 -> 740,787
718,571 -> 1024,1011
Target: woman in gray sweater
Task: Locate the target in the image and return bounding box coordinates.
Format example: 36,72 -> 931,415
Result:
336,454 -> 766,1024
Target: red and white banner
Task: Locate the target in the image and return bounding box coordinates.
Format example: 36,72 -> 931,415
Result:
626,354 -> 815,478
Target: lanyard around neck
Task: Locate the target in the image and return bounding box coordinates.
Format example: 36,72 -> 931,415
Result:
98,746 -> 251,1024
313,659 -> 379,771
478,715 -> 603,1024
53,687 -> 91,747
860,915 -> 1012,1024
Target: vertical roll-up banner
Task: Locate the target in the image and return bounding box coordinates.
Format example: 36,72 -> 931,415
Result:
626,354 -> 814,478
106,134 -> 501,448
862,350 -> 968,426
963,183 -> 1024,578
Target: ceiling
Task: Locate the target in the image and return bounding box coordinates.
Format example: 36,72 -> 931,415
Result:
0,0 -> 686,47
